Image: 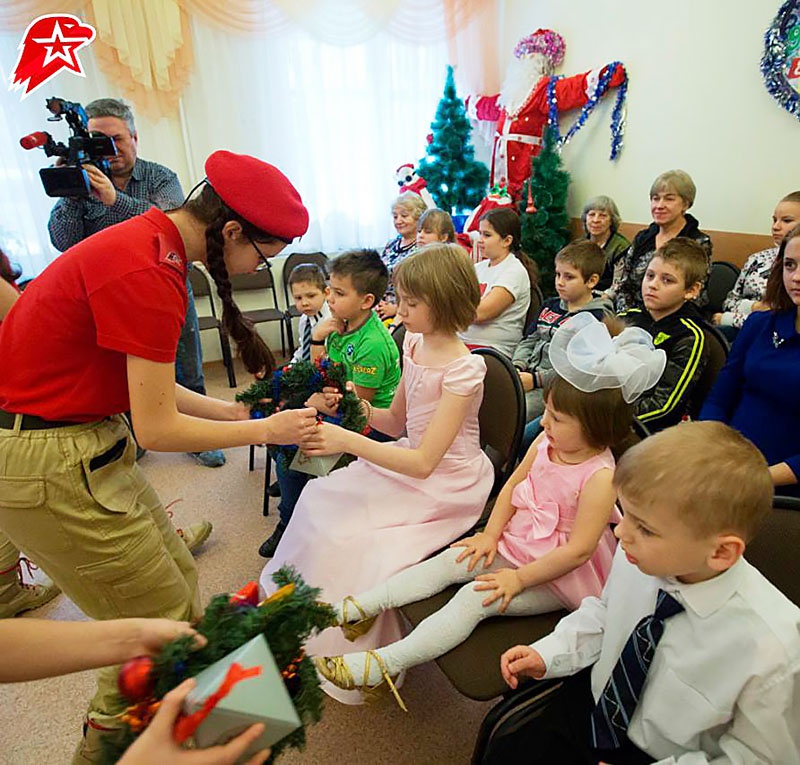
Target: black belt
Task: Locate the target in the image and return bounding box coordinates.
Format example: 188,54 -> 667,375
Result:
0,409 -> 82,430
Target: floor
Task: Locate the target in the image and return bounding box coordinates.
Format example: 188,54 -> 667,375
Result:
0,359 -> 494,765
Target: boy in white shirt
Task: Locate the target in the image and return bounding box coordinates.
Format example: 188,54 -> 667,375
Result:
287,263 -> 331,364
496,421 -> 800,765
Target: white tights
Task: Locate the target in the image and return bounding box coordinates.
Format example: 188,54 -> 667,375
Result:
339,547 -> 562,677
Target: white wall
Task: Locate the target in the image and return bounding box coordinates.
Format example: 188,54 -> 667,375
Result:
498,1 -> 799,235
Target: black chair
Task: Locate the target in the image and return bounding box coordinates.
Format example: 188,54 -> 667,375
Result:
471,495 -> 800,764
472,347 -> 526,496
523,283 -> 545,335
399,347 -> 537,702
280,252 -> 330,353
705,261 -> 740,315
391,323 -> 407,372
188,265 -> 236,388
687,323 -> 730,420
230,264 -> 289,358
745,495 -> 800,606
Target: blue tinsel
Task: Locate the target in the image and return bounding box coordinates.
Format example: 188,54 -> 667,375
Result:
546,61 -> 627,160
761,0 -> 800,121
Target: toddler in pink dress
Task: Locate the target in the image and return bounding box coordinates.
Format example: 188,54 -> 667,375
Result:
315,312 -> 667,705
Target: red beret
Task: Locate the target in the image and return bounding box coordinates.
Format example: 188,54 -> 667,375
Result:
204,150 -> 309,240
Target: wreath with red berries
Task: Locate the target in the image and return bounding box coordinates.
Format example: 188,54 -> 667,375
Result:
104,567 -> 334,764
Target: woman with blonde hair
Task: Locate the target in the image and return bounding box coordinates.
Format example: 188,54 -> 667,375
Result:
376,192 -> 427,322
610,170 -> 712,312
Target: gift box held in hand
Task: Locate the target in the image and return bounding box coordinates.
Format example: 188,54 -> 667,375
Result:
183,634 -> 301,754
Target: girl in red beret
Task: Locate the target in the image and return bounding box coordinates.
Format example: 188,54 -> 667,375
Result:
0,151 -> 316,762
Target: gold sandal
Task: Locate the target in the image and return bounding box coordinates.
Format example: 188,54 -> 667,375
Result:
315,651 -> 407,712
340,595 -> 377,642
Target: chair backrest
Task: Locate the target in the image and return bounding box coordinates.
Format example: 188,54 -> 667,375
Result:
281,252 -> 330,305
744,496 -> 800,606
705,261 -> 740,314
188,265 -> 219,320
391,323 -> 407,371
611,417 -> 651,462
229,265 -> 280,309
471,347 -> 525,495
523,283 -> 544,334
687,323 -> 729,420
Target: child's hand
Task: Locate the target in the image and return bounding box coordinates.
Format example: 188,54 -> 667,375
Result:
305,388 -> 342,416
117,678 -> 270,764
517,371 -> 534,392
301,421 -> 352,456
500,645 -> 546,689
312,317 -> 343,342
473,568 -> 524,613
129,619 -> 206,658
451,532 -> 498,571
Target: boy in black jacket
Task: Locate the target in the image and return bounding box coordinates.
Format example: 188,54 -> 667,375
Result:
618,237 -> 708,432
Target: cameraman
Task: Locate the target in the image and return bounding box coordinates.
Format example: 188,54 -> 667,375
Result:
47,98 -> 227,479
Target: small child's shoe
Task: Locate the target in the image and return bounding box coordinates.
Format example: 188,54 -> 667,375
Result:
338,594 -> 377,641
315,651 -> 407,711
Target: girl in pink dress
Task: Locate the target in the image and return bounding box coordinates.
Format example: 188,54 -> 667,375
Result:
259,244 -> 494,702
315,313 -> 667,705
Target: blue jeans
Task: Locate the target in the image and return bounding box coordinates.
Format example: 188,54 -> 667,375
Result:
175,271 -> 206,395
275,457 -> 311,528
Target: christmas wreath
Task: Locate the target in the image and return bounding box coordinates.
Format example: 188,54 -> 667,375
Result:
104,567 -> 335,763
235,357 -> 367,468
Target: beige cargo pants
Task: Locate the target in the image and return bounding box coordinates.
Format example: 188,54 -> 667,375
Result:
0,414 -> 201,761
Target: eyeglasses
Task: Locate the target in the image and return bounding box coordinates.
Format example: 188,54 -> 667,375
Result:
248,237 -> 270,270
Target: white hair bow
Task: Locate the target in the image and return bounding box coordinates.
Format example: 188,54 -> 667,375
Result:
548,312 -> 666,403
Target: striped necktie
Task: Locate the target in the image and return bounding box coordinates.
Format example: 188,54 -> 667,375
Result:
590,589 -> 684,751
302,316 -> 313,361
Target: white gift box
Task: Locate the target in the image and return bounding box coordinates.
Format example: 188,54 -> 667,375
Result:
289,449 -> 342,477
185,634 -> 301,756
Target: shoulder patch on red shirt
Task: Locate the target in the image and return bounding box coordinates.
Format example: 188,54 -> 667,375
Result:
160,249 -> 184,271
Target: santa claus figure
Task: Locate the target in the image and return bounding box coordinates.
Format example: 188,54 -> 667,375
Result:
467,29 -> 626,200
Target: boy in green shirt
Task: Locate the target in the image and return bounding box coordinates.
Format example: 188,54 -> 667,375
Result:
260,249 -> 400,558
312,249 -> 401,407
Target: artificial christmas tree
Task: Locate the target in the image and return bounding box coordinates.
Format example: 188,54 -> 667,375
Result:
519,127 -> 571,296
418,66 -> 489,216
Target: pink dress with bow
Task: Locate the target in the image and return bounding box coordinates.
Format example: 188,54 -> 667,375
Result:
496,436 -> 619,610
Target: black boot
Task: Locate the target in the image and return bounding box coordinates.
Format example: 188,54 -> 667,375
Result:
258,522 -> 287,558
267,480 -> 281,498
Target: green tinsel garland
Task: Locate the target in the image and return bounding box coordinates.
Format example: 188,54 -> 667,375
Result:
235,357 -> 367,468
102,567 -> 335,763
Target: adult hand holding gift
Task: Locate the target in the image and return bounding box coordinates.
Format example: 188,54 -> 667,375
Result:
108,570 -> 335,764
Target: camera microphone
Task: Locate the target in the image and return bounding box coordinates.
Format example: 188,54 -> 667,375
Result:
20,131 -> 50,150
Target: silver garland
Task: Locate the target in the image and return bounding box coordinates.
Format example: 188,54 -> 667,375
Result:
761,0 -> 800,120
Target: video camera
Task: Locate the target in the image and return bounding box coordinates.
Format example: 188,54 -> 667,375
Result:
19,97 -> 117,198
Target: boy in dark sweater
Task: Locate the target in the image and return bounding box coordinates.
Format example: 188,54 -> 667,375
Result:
619,237 -> 709,432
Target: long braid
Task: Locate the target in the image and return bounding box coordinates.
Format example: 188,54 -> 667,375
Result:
203,212 -> 276,379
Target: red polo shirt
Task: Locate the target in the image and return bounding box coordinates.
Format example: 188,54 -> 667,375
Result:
0,208 -> 188,421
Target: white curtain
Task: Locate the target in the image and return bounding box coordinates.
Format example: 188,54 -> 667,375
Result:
0,16 -> 450,278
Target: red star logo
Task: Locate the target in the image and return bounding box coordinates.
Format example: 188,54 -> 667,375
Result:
9,14 -> 96,99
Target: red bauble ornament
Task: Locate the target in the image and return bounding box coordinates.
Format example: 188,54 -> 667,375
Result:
118,656 -> 156,702
229,581 -> 259,607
